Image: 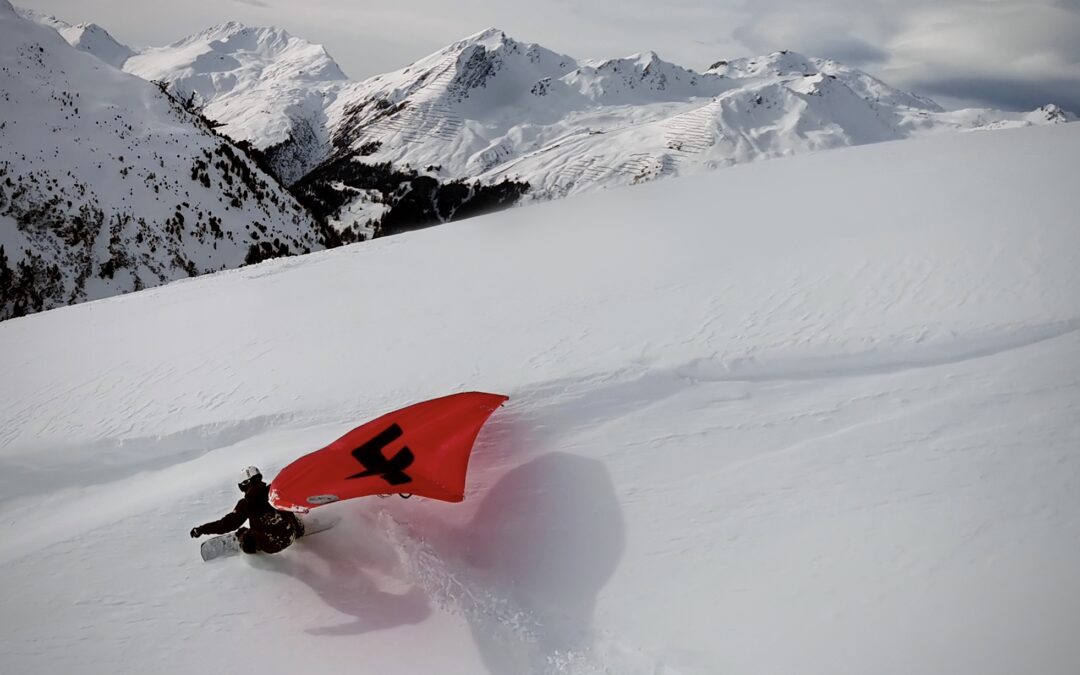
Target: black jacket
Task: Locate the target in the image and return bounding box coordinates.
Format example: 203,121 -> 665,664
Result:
198,481 -> 302,553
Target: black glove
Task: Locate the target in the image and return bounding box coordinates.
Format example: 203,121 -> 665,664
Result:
190,526 -> 203,538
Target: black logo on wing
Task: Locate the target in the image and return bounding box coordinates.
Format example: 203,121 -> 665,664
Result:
346,424 -> 414,485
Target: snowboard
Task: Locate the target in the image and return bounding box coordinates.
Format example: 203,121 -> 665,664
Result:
200,532 -> 241,561
199,513 -> 339,562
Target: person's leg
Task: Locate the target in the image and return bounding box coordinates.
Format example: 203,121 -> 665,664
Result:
236,526 -> 258,554
290,512 -> 305,538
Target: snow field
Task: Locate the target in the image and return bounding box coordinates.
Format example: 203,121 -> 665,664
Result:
1,122 -> 1079,674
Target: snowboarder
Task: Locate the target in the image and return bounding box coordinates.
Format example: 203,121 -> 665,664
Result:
190,466 -> 304,555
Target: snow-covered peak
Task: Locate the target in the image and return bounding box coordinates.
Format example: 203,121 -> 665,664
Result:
125,21 -> 347,100
707,49 -> 820,78
707,50 -> 942,112
166,20 -> 249,48
563,50 -> 727,103
16,6 -> 133,67
59,22 -> 133,68
437,27 -> 568,67
14,6 -> 64,25
354,27 -> 576,112
1029,103 -> 1077,124
155,20 -> 342,80
121,20 -> 348,176
448,26 -> 514,53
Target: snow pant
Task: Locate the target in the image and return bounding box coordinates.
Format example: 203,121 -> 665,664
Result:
236,527 -> 259,554
235,515 -> 304,555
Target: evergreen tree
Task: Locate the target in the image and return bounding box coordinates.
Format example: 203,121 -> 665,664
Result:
0,245 -> 11,314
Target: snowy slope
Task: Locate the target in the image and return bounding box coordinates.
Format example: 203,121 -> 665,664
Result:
0,2 -> 326,319
1,122 -> 1078,675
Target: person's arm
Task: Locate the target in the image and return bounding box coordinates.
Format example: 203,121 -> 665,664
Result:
191,499 -> 249,536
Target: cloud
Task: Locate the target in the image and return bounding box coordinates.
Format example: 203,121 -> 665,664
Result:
732,17 -> 891,68
915,76 -> 1080,112
729,0 -> 900,60
880,2 -> 1080,109
730,0 -> 1080,111
230,0 -> 268,7
816,38 -> 890,66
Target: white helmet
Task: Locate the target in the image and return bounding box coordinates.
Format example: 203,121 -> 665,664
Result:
239,466 -> 262,485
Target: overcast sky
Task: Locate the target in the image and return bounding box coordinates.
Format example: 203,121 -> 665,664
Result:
18,0 -> 1080,112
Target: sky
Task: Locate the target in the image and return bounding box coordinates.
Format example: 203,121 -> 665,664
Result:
16,0 -> 1080,112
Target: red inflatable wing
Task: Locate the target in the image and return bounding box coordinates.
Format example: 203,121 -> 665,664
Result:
269,392 -> 508,511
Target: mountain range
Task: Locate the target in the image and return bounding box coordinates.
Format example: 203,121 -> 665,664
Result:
3,3 -> 1075,319
106,21 -> 1073,241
